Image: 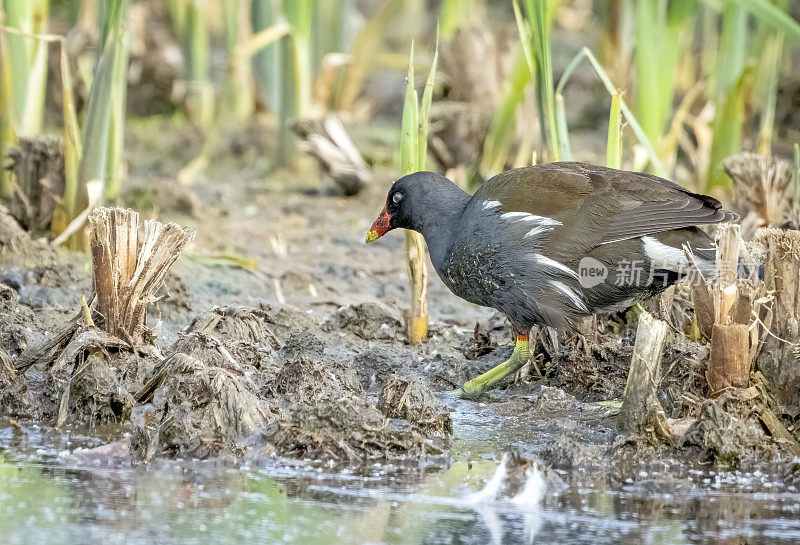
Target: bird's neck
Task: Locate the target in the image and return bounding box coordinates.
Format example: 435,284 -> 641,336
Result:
416,192 -> 470,270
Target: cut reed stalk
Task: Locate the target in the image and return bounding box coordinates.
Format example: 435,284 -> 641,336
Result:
618,311 -> 672,440
89,207 -> 194,343
706,224 -> 752,394
755,228 -> 800,416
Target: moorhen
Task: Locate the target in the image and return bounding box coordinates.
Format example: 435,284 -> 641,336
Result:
365,162 -> 736,397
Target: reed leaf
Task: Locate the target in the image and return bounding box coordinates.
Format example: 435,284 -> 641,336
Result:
417,31 -> 438,171
336,0 -> 403,111
726,0 -> 800,45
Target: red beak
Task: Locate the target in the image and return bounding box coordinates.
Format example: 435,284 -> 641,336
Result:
365,205 -> 392,243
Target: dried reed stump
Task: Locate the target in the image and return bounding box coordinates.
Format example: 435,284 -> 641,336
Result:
756,228 -> 800,416
706,224 -> 755,393
618,311 -> 671,439
90,207 -> 194,342
7,135 -> 65,234
708,323 -> 751,392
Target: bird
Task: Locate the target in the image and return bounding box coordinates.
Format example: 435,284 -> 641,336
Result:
365,162 -> 737,398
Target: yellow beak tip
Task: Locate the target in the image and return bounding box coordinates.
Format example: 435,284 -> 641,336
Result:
365,231 -> 379,244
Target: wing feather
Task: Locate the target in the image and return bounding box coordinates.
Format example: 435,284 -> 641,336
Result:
470,162 -> 737,257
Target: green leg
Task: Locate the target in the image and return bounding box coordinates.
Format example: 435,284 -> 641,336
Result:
451,334 -> 530,399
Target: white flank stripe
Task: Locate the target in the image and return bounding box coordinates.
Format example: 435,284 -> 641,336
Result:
482,200 -> 501,210
536,254 -> 578,279
641,236 -> 689,271
550,280 -> 587,311
501,211 -> 532,220
524,226 -> 549,238
501,211 -> 562,224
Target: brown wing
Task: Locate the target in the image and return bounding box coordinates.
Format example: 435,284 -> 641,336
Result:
473,162 -> 736,263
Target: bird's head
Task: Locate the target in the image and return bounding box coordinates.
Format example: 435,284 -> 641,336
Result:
365,171 -> 460,243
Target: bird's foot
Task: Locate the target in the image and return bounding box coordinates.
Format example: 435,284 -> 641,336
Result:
448,334 -> 530,401
446,382 -> 489,400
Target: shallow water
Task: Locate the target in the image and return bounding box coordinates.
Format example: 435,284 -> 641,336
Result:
3,400 -> 800,545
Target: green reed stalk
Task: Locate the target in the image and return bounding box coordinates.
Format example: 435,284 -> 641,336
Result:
75,0 -> 129,214
756,32 -> 783,155
1,0 -> 49,138
182,0 -> 213,127
220,0 -> 255,123
401,39 -> 438,345
791,143 -> 800,206
634,0 -> 694,155
101,0 -> 130,200
282,0 -> 312,117
480,48 -> 531,176
705,3 -> 748,190
606,92 -> 622,169
514,0 -> 560,160
0,43 -> 10,198
251,0 -> 283,113
59,40 -> 82,233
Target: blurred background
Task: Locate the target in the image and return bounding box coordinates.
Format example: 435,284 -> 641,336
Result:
1,0 -> 799,247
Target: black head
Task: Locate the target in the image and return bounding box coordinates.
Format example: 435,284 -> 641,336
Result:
365,172 -> 465,243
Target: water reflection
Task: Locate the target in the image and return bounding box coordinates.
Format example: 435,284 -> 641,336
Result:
4,422 -> 800,544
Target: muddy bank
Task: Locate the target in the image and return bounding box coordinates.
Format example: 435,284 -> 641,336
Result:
1,290 -> 459,465
1,204 -> 799,480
